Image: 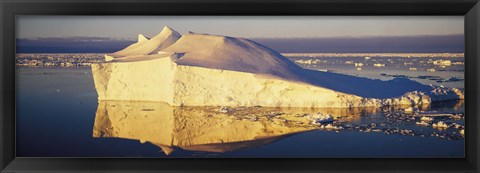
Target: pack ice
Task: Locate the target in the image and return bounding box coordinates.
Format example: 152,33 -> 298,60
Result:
91,26 -> 464,108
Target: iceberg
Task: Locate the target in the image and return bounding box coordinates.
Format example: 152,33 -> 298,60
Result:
91,26 -> 464,108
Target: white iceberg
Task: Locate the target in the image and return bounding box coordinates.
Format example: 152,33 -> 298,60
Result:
91,26 -> 464,108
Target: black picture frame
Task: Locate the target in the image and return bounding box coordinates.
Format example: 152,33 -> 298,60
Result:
1,0 -> 479,172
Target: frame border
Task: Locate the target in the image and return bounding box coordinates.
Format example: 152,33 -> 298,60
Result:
1,0 -> 479,172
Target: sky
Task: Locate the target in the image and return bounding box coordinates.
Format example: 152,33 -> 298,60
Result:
16,16 -> 464,53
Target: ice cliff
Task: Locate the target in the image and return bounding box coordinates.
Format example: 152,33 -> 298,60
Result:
91,26 -> 464,108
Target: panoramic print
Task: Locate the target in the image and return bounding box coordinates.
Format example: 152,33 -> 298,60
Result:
16,16 -> 464,158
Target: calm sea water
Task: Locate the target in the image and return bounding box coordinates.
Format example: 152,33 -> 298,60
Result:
16,65 -> 464,158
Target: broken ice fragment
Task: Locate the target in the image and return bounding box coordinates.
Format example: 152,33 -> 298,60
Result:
432,121 -> 449,128
307,113 -> 334,125
420,116 -> 433,122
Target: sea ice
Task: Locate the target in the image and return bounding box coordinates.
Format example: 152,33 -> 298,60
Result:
432,60 -> 452,66
420,116 -> 434,122
373,63 -> 385,67
416,121 -> 429,126
403,107 -> 414,113
320,124 -> 341,130
307,113 -> 334,125
294,59 -> 320,65
432,121 -> 449,128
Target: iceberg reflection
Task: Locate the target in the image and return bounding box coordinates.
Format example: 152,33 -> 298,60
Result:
92,101 -> 378,155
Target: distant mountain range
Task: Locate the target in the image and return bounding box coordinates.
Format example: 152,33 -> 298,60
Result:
16,34 -> 464,53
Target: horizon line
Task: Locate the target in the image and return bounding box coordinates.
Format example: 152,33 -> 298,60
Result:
16,33 -> 465,41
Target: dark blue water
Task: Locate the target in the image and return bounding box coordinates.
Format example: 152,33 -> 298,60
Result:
15,67 -> 464,158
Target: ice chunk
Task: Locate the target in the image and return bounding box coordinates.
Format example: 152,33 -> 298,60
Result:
373,63 -> 385,67
404,107 -> 414,113
218,106 -> 230,113
307,113 -> 334,125
432,60 -> 452,66
420,116 -> 433,121
320,124 -> 341,130
294,59 -> 320,65
432,121 -> 448,128
416,121 -> 429,126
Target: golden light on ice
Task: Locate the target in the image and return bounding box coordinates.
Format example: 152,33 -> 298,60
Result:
92,101 -> 381,155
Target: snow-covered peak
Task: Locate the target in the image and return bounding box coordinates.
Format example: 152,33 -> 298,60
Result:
108,27 -> 305,79
105,26 -> 181,61
161,25 -> 175,34
137,34 -> 148,42
151,26 -> 178,40
162,32 -> 304,80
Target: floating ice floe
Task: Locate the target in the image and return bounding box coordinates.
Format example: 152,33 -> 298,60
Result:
409,68 -> 417,71
431,60 -> 452,66
418,113 -> 453,117
320,124 -> 342,130
373,63 -> 385,67
450,114 -> 463,120
307,113 -> 334,125
294,59 -> 321,65
403,107 -> 414,113
452,123 -> 464,129
218,106 -> 231,113
416,121 -> 429,126
420,116 -> 434,122
432,121 -> 449,128
460,129 -> 464,136
354,63 -> 364,67
427,68 -> 436,72
317,69 -> 332,72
